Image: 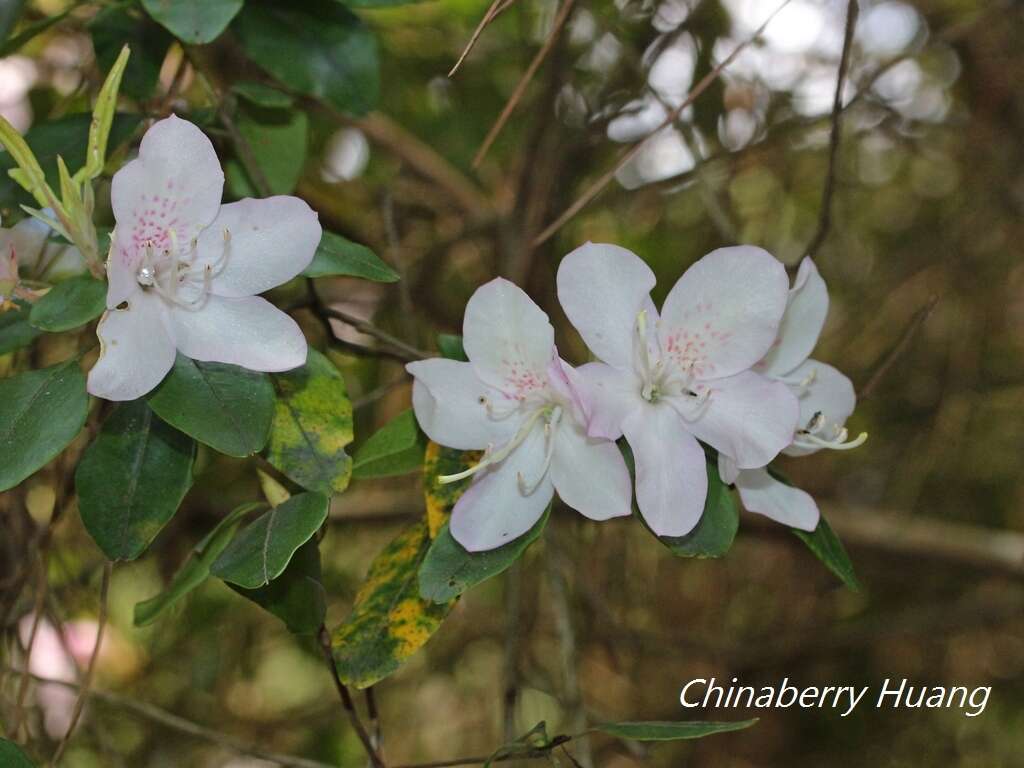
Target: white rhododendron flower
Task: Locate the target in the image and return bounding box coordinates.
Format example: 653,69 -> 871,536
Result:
87,115 -> 321,401
0,214 -> 87,286
557,243 -> 799,538
407,278 -> 632,552
719,258 -> 866,530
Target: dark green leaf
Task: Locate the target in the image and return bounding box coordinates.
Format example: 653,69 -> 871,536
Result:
436,333 -> 467,361
594,719 -> 759,741
230,538 -> 326,634
0,4 -> 66,57
226,103 -> 308,197
483,722 -> 552,768
0,358 -> 87,492
234,0 -> 379,116
793,513 -> 861,591
232,81 -> 293,109
342,0 -> 431,6
76,402 -> 195,561
212,492 -> 329,589
141,0 -> 243,44
134,502 -> 262,627
0,0 -> 28,42
0,738 -> 36,767
29,275 -> 106,332
147,354 -> 275,458
303,231 -> 398,282
266,349 -> 354,495
419,509 -> 549,604
90,7 -> 171,102
352,409 -> 425,479
0,300 -> 41,355
658,458 -> 738,558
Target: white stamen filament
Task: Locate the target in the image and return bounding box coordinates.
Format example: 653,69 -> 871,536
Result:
794,410 -> 868,451
517,406 -> 562,494
135,227 -> 231,310
437,407 -> 551,485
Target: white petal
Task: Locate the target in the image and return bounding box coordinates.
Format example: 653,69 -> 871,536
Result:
463,278 -> 555,396
449,424 -> 554,552
556,242 -> 656,369
550,421 -> 632,521
87,291 -> 175,401
4,217 -> 48,272
575,362 -> 644,440
167,295 -> 306,372
622,404 -> 707,537
759,257 -> 828,377
718,453 -> 739,484
407,358 -> 517,451
109,115 -> 224,308
682,370 -> 799,469
785,359 -> 857,457
735,468 -> 819,530
658,246 -> 789,380
200,197 -> 321,298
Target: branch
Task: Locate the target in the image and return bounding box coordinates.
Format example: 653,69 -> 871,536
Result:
803,0 -> 859,260
322,306 -> 430,362
858,295 -> 938,400
449,0 -> 519,77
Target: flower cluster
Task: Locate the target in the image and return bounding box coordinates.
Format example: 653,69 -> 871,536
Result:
408,243 -> 865,552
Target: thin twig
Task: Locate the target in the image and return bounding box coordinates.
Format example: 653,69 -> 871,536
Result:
52,561 -> 112,765
449,0 -> 519,77
352,373 -> 410,410
858,295 -> 938,400
365,686 -> 383,757
531,0 -> 793,246
472,0 -> 577,168
502,564 -> 522,745
804,0 -> 859,259
323,307 -> 430,362
317,625 -> 386,768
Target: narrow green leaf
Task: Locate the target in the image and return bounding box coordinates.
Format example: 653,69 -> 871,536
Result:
0,1 -> 28,41
0,4 -> 69,57
0,112 -> 51,208
147,354 -> 275,458
483,722 -> 552,768
232,81 -> 294,109
28,275 -> 106,332
793,513 -> 861,591
436,333 -> 466,361
141,0 -> 243,44
76,402 -> 196,561
0,300 -> 41,355
352,409 -> 425,479
75,44 -> 130,184
0,358 -> 87,492
230,538 -> 326,634
0,738 -> 36,767
303,231 -> 398,282
133,502 -> 263,627
225,104 -> 308,197
594,719 -> 759,741
266,349 -> 354,495
211,492 -> 329,589
658,458 -> 738,558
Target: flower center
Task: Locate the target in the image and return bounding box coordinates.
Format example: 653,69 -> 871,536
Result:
134,227 -> 231,309
793,410 -> 868,451
634,310 -> 711,417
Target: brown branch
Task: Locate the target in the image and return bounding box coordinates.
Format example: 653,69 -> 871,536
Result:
52,561 -> 112,765
322,306 -> 430,362
472,0 -> 577,168
858,295 -> 938,400
449,0 -> 519,77
531,0 -> 794,247
803,0 -> 859,260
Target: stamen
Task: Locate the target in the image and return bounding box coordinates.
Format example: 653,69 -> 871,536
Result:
795,430 -> 868,451
517,407 -> 562,494
437,409 -> 547,485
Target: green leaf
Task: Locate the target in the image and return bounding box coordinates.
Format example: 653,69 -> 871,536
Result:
232,81 -> 293,109
90,7 -> 171,102
303,231 -> 398,282
226,103 -> 308,197
75,44 -> 130,185
141,0 -> 243,44
234,0 -> 379,116
420,510 -> 549,604
436,333 -> 466,361
0,300 -> 41,355
658,458 -> 738,558
0,358 -> 87,492
133,502 -> 262,627
0,738 -> 36,767
483,722 -> 552,768
230,538 -> 326,634
211,491 -> 329,589
76,402 -> 196,561
0,4 -> 68,58
266,349 -> 354,495
793,513 -> 861,591
0,1 -> 28,42
352,409 -> 425,479
28,275 -> 106,332
147,354 -> 275,458
594,719 -> 759,741
331,521 -> 452,688
342,0 -> 431,6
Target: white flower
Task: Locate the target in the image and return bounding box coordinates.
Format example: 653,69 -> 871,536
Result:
719,258 -> 867,531
556,242 -> 799,538
407,278 -> 632,552
87,115 -> 322,401
0,214 -> 87,286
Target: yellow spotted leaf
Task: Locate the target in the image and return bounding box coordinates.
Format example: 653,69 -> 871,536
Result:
423,441 -> 480,539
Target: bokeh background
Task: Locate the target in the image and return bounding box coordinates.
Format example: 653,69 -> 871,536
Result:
3,0 -> 1024,765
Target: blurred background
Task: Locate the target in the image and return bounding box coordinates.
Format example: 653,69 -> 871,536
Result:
2,0 -> 1024,765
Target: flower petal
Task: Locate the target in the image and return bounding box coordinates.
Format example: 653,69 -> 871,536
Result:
658,245 -> 789,380
718,453 -> 739,485
550,420 -> 632,521
574,362 -> 643,440
200,197 -> 322,298
167,295 -> 306,372
463,277 -> 555,397
556,242 -> 656,370
622,404 -> 707,537
680,370 -> 798,469
449,424 -> 554,552
785,359 -> 857,457
735,468 -> 819,530
759,257 -> 828,377
4,217 -> 47,272
87,291 -> 175,401
108,115 -> 224,308
407,358 -> 517,450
